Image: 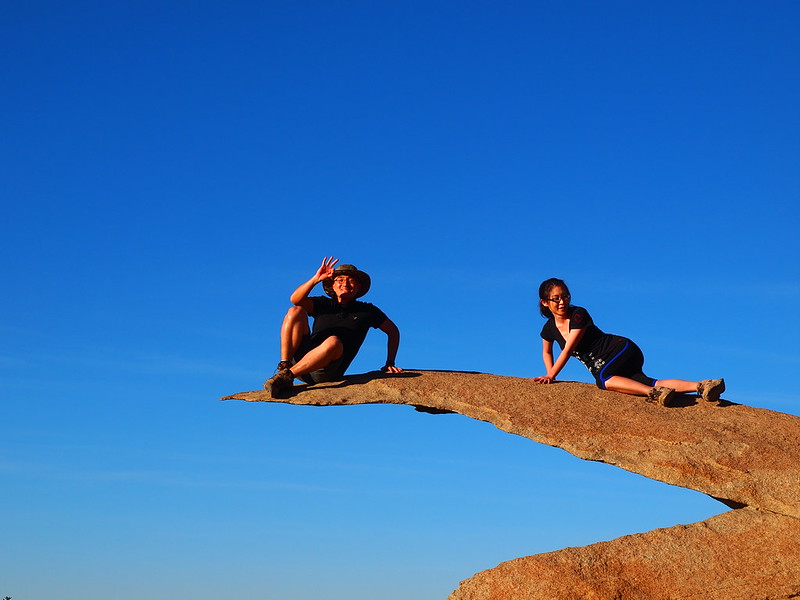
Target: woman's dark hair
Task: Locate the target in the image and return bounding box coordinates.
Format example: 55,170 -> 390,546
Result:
538,278 -> 570,318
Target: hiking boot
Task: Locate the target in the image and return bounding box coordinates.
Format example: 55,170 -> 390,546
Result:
646,386 -> 676,406
276,360 -> 292,373
264,368 -> 295,398
698,378 -> 725,403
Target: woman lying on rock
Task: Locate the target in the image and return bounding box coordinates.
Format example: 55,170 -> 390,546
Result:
533,278 -> 725,406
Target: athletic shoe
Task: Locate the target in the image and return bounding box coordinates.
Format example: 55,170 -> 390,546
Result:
646,386 -> 676,406
264,369 -> 294,398
698,378 -> 726,403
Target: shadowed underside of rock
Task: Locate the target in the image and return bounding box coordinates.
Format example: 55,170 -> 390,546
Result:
222,370 -> 800,599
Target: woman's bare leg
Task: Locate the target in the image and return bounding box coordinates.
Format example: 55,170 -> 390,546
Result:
604,375 -> 655,396
655,379 -> 699,394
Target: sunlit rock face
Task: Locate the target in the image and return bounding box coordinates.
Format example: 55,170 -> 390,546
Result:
223,370 -> 800,600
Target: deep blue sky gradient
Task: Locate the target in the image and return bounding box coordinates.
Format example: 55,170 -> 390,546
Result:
2,2 -> 799,599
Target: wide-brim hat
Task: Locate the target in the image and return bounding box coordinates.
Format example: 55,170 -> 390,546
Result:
322,264 -> 371,298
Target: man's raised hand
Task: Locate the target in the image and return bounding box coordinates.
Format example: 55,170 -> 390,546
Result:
315,257 -> 339,282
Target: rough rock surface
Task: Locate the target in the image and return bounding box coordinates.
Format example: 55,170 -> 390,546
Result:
222,370 -> 800,599
451,508 -> 800,600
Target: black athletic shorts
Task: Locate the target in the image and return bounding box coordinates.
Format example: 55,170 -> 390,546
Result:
292,333 -> 347,384
595,338 -> 656,390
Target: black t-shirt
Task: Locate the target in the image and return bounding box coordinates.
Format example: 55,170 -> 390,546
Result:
310,296 -> 388,372
539,306 -> 626,377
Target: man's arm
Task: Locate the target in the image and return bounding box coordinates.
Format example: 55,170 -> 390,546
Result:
378,318 -> 402,373
290,257 -> 339,311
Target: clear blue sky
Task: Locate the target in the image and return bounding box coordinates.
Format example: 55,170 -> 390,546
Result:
2,2 -> 798,599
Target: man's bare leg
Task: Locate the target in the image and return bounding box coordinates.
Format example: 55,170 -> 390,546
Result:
265,335 -> 344,398
290,336 -> 344,378
280,306 -> 310,362
265,307 -> 312,397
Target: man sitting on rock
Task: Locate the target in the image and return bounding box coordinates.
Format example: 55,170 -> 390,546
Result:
263,257 -> 402,398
